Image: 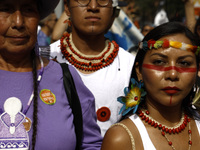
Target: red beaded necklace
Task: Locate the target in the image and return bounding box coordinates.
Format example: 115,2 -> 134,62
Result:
138,109 -> 192,150
60,33 -> 119,72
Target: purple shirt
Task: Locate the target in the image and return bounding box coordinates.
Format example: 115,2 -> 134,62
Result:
0,60 -> 102,149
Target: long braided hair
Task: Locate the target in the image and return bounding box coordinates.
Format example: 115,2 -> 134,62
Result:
30,49 -> 39,150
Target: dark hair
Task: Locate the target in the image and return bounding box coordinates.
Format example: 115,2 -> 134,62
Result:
129,21 -> 200,119
31,50 -> 39,150
194,17 -> 200,39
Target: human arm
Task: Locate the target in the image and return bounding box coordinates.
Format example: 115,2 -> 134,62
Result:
51,12 -> 68,43
184,0 -> 196,33
101,123 -> 133,150
68,65 -> 102,150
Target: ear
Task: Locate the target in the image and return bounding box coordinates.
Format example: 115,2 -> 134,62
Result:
135,62 -> 143,81
65,3 -> 70,17
198,63 -> 200,77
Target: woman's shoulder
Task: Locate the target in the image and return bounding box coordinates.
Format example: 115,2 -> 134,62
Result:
101,120 -> 133,150
102,118 -> 143,150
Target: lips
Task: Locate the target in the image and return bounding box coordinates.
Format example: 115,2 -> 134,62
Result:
85,16 -> 100,21
6,35 -> 29,43
7,35 -> 29,38
162,86 -> 181,94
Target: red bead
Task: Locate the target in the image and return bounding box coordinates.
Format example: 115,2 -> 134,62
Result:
134,96 -> 138,100
182,124 -> 185,129
173,129 -> 176,134
175,128 -> 179,133
188,130 -> 192,134
158,124 -> 162,129
145,117 -> 149,122
189,140 -> 192,145
148,120 -> 152,124
169,129 -> 172,134
146,110 -> 150,115
139,113 -> 144,117
154,123 -> 158,128
179,127 -> 181,132
162,126 -> 165,131
142,116 -> 146,120
151,121 -> 155,126
187,118 -> 191,122
161,131 -> 165,136
169,141 -> 172,145
165,128 -> 169,133
184,121 -> 187,126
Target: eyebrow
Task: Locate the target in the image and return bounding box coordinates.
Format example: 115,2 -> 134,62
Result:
150,53 -> 168,58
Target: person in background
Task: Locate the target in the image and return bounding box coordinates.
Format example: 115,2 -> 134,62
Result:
37,12 -> 57,46
141,23 -> 154,36
50,0 -> 135,136
101,22 -> 200,150
184,0 -> 196,33
51,11 -> 69,43
194,17 -> 200,39
128,23 -> 154,56
184,0 -> 200,40
0,0 -> 102,149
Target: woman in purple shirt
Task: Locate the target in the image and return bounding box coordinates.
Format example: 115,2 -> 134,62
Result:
0,0 -> 102,149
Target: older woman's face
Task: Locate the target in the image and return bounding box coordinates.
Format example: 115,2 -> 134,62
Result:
0,0 -> 39,55
137,34 -> 197,107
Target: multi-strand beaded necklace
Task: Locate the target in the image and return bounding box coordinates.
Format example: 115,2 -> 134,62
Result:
138,109 -> 192,150
60,33 -> 119,72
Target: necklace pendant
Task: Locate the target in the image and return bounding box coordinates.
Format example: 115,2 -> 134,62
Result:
0,97 -> 31,149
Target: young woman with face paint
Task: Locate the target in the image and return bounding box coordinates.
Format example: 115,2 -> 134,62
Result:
50,0 -> 135,136
101,22 -> 200,150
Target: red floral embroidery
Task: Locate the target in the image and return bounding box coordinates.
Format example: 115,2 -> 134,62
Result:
96,107 -> 111,122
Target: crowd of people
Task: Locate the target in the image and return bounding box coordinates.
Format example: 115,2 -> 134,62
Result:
1,0 -> 200,149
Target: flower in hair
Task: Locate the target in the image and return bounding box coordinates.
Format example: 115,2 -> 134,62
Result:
117,78 -> 146,116
162,39 -> 170,48
147,39 -> 156,49
139,39 -> 200,55
139,41 -> 148,51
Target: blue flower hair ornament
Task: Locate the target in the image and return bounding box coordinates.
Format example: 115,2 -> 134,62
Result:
118,78 -> 146,116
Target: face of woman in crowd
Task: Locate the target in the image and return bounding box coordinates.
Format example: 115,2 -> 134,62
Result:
0,0 -> 39,55
136,34 -> 197,107
65,0 -> 114,36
